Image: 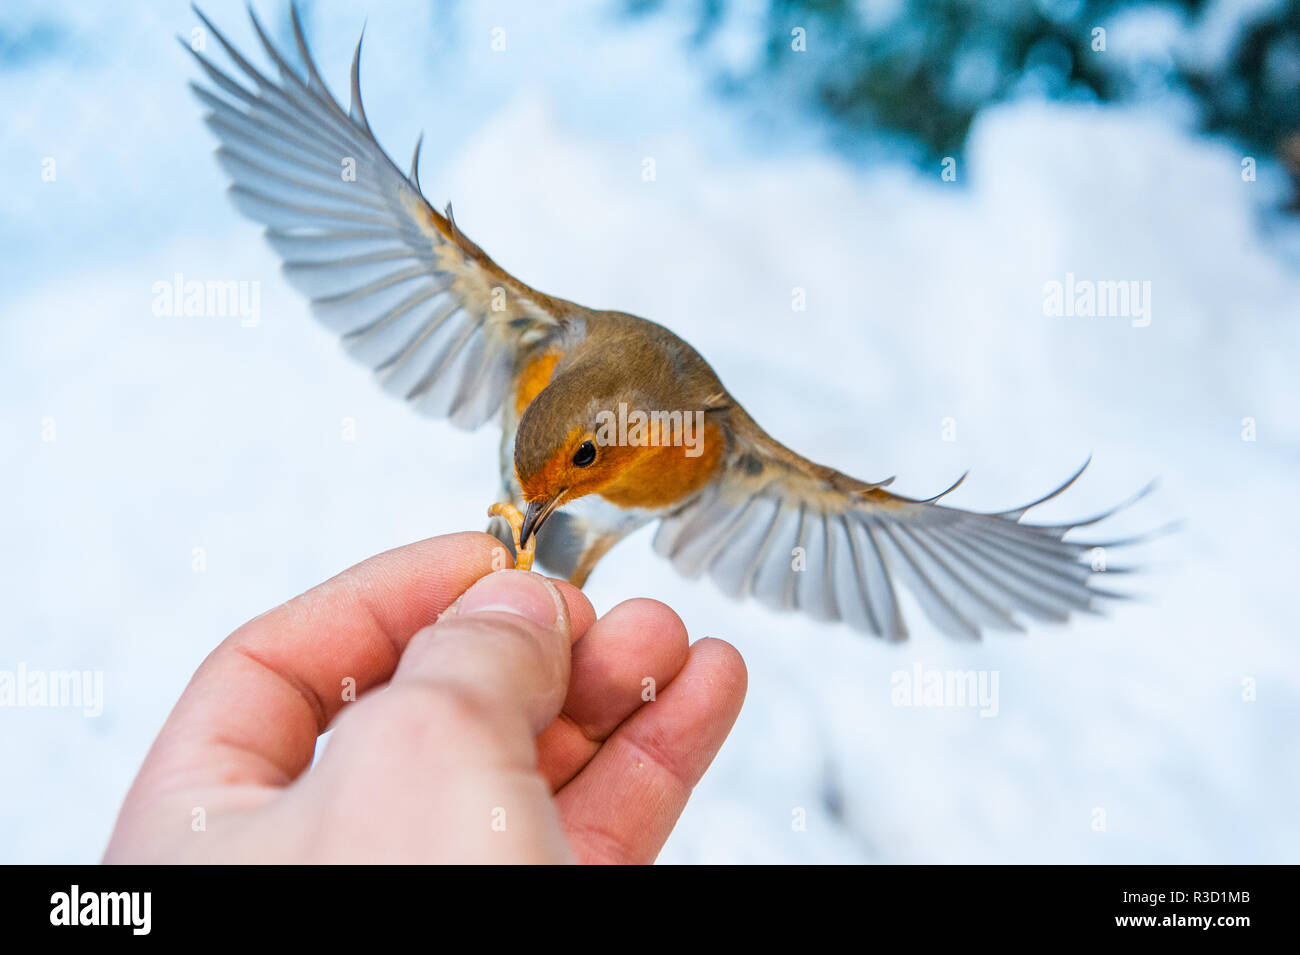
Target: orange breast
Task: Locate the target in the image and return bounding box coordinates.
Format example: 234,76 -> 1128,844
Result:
598,419 -> 725,510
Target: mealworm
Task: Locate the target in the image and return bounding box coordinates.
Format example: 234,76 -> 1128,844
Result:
488,501 -> 536,572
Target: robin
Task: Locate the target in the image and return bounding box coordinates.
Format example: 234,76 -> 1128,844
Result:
185,6 -> 1156,641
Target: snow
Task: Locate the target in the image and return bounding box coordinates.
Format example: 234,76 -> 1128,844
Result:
2,0 -> 1298,863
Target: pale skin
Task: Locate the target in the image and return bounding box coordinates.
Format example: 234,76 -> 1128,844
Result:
103,532 -> 747,864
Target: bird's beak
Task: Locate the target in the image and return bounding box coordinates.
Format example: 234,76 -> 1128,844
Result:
519,493 -> 564,548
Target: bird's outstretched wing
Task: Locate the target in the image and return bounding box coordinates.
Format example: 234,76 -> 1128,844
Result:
185,5 -> 578,428
654,410 -> 1156,641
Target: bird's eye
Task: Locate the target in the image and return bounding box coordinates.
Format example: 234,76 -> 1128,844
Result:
572,440 -> 597,468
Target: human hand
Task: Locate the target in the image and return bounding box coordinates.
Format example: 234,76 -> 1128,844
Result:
103,532 -> 746,864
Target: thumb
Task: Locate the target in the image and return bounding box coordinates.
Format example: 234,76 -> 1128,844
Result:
389,569 -> 573,736
304,569 -> 577,863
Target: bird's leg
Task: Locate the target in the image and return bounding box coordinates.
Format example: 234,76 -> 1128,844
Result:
567,534 -> 620,589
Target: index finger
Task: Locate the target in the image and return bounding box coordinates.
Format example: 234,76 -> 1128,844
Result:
123,532 -> 595,797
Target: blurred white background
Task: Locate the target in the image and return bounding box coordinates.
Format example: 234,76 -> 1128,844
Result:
2,0 -> 1298,863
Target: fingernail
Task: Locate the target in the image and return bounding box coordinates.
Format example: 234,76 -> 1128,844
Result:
455,570 -> 560,628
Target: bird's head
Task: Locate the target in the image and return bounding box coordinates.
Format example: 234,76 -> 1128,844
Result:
512,374 -> 632,548
512,367 -> 722,548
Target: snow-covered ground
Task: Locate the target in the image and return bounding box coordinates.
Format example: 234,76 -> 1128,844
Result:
2,0 -> 1298,863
